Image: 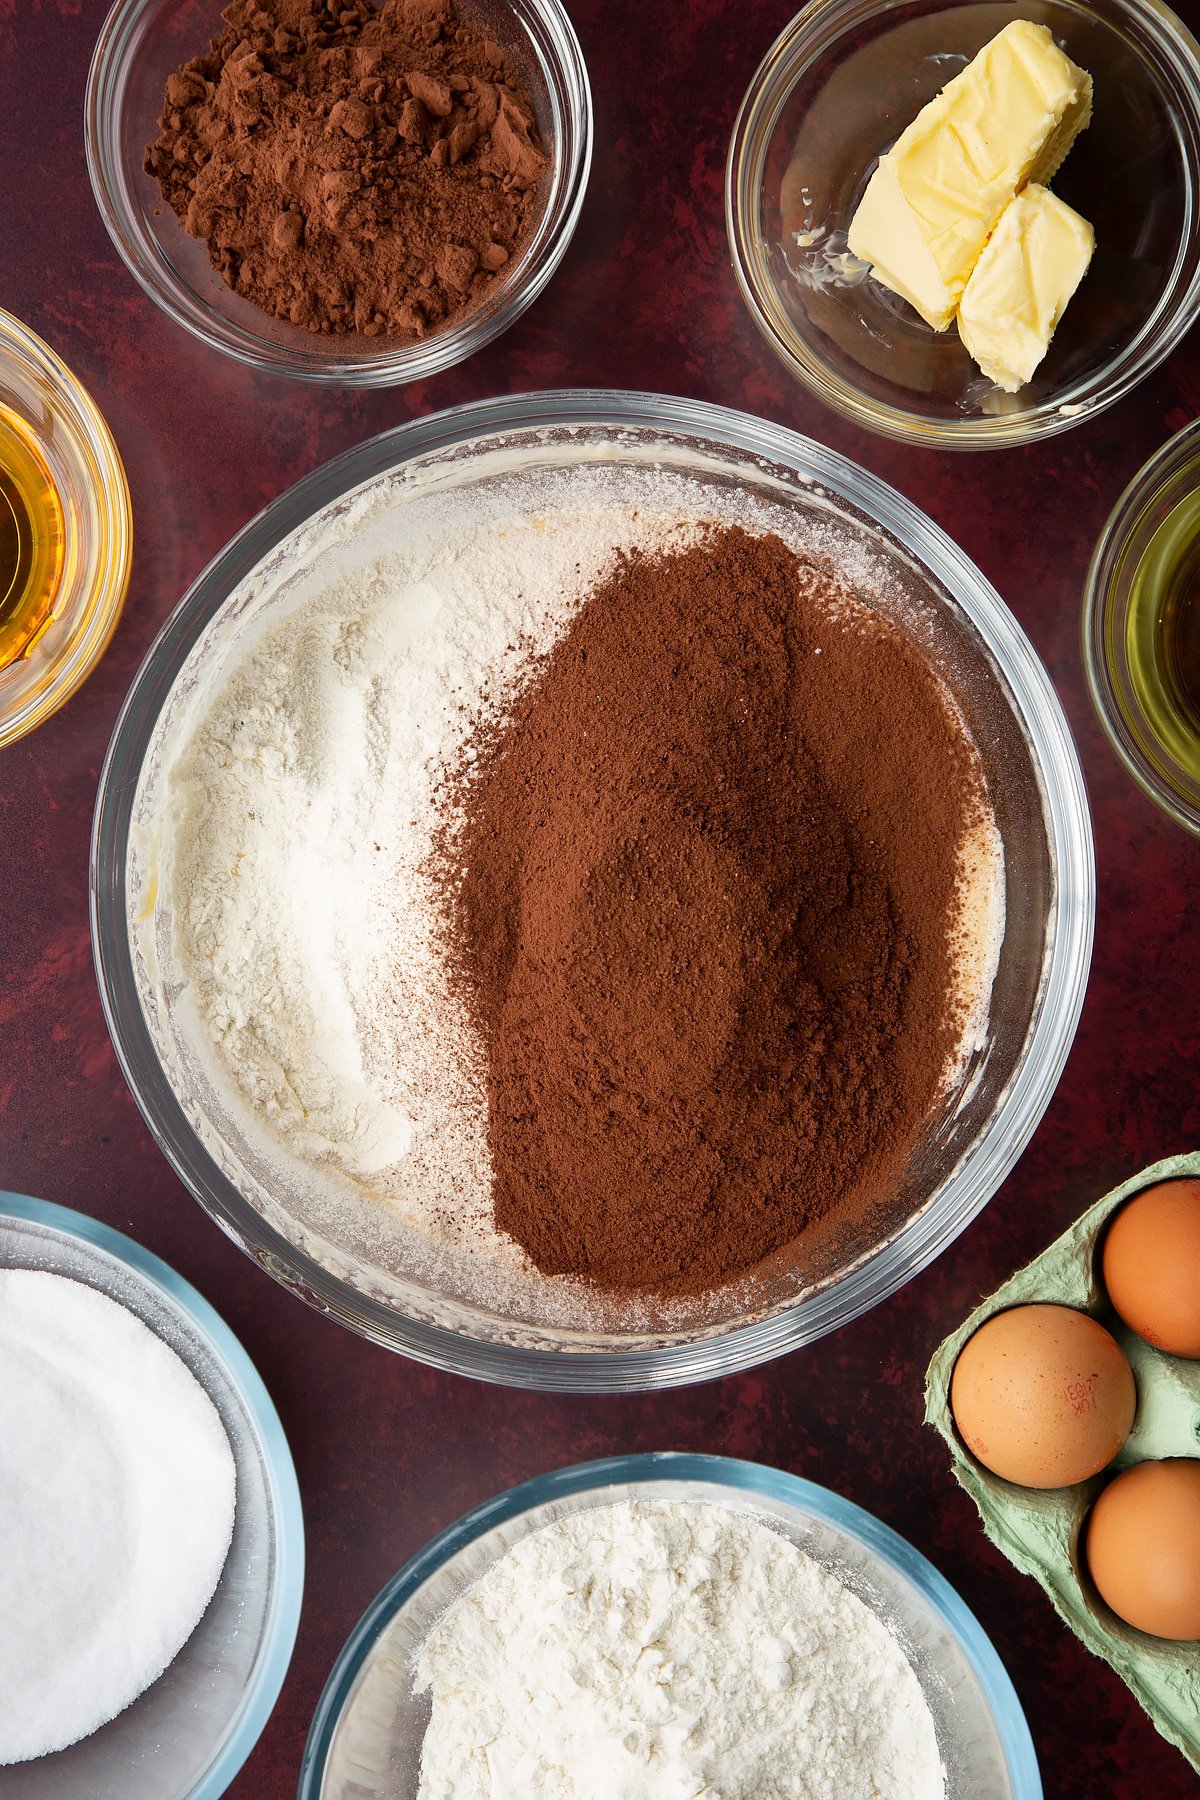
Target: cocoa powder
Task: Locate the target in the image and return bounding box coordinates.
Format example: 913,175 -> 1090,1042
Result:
145,0 -> 547,340
437,526 -> 990,1298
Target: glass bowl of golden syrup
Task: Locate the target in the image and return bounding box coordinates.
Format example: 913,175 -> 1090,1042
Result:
1084,420 -> 1200,835
0,310 -> 132,748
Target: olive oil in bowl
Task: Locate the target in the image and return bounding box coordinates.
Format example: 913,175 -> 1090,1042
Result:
1123,487 -> 1200,781
1085,422 -> 1200,836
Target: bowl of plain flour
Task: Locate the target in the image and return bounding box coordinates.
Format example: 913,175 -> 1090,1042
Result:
297,1453 -> 1041,1799
91,391 -> 1094,1388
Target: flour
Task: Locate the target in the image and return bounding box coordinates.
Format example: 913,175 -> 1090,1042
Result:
0,1272 -> 236,1764
413,1499 -> 946,1799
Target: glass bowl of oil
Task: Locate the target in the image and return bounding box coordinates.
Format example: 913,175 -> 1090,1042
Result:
0,310 -> 132,748
1084,420 -> 1200,835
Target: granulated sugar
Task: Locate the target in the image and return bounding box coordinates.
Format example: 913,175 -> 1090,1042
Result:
0,1271 -> 236,1763
145,456 -> 1004,1323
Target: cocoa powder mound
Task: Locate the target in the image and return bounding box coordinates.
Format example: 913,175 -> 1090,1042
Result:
145,0 -> 547,339
437,526 -> 990,1298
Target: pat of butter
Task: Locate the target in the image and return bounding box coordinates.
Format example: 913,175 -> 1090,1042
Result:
847,20 -> 1092,330
958,184 -> 1094,392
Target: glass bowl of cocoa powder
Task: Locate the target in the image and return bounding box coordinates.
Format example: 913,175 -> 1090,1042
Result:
85,0 -> 590,385
92,392 -> 1095,1389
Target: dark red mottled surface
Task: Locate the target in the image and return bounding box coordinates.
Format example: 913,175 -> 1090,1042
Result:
2,0 -> 1200,1794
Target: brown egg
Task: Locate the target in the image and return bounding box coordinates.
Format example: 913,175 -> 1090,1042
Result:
1085,1459 -> 1200,1639
950,1303 -> 1135,1488
1102,1177 -> 1200,1358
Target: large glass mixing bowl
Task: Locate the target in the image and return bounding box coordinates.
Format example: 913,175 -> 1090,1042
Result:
91,392 -> 1094,1389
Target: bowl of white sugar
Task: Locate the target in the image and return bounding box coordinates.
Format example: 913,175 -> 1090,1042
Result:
0,1192 -> 304,1799
297,1452 -> 1041,1799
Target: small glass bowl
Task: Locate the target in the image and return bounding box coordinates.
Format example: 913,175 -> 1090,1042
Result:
298,1454 -> 1042,1800
0,311 -> 132,748
85,0 -> 591,387
0,1191 -> 303,1800
1083,419 -> 1200,834
727,0 -> 1200,449
91,391 -> 1094,1390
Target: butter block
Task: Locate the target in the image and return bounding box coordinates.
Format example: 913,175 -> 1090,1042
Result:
958,184 -> 1095,391
847,19 -> 1092,330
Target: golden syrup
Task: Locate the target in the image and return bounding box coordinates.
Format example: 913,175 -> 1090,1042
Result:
1123,488 -> 1200,782
0,403 -> 66,671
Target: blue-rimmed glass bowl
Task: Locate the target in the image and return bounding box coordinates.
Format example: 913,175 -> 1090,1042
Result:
0,1192 -> 304,1800
299,1453 -> 1041,1798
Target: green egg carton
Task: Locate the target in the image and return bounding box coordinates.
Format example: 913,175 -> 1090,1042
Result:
924,1151 -> 1200,1775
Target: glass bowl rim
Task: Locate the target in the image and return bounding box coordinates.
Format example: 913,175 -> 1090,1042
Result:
1081,414 -> 1200,835
297,1450 -> 1043,1800
725,0 -> 1200,450
90,388 -> 1095,1391
84,0 -> 593,388
0,1188 -> 305,1800
0,308 -> 133,748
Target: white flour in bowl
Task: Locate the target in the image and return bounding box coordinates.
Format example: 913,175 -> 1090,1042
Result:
413,1497 -> 946,1798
